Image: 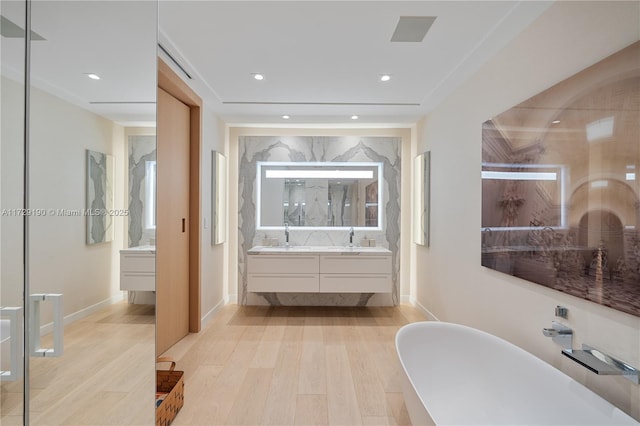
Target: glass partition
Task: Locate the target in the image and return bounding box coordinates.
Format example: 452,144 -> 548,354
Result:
0,1 -> 26,423
25,1 -> 157,423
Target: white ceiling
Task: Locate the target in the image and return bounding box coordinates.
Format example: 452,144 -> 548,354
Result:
159,1 -> 553,126
1,1 -> 553,127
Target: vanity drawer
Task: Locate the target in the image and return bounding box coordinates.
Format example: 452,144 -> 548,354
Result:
319,255 -> 391,274
120,272 -> 155,291
248,255 -> 319,275
320,274 -> 391,293
120,253 -> 155,273
248,274 -> 319,293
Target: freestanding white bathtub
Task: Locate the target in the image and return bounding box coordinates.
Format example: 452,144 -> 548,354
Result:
396,321 -> 637,425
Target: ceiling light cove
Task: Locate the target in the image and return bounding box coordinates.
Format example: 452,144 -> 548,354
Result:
85,73 -> 101,80
351,115 -> 359,120
282,115 -> 290,119
380,74 -> 392,82
252,73 -> 265,81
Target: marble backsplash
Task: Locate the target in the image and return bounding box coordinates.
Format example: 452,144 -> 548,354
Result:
238,135 -> 401,306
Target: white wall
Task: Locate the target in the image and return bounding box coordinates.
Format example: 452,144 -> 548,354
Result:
414,1 -> 640,420
1,76 -> 126,325
200,103 -> 227,325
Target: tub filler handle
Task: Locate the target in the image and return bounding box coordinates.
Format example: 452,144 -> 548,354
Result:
542,321 -> 572,350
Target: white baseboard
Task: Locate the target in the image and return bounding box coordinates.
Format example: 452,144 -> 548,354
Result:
39,293 -> 124,336
226,293 -> 238,304
400,295 -> 411,304
409,296 -> 440,321
201,297 -> 226,328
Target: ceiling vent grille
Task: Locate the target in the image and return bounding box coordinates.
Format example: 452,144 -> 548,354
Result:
390,16 -> 436,43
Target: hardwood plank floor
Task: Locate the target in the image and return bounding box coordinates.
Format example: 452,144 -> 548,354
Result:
167,304 -> 425,426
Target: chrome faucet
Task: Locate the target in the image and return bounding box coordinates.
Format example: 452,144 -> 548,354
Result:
349,227 -> 354,247
284,223 -> 290,247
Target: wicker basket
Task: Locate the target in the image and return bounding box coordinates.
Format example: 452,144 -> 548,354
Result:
156,357 -> 185,426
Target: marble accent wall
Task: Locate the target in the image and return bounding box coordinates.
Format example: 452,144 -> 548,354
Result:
128,135 -> 156,247
238,136 -> 401,306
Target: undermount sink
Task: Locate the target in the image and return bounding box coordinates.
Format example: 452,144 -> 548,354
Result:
248,245 -> 391,254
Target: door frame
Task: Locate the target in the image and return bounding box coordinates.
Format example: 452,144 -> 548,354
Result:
158,58 -> 201,333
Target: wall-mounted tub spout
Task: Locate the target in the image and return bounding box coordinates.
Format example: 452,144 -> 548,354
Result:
562,344 -> 640,385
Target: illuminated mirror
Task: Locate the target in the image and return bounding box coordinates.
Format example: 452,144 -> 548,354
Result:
212,151 -> 226,244
257,162 -> 383,229
413,152 -> 430,246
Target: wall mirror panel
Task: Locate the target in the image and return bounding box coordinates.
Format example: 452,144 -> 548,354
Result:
481,41 -> 640,318
257,162 -> 383,229
1,1 -> 158,423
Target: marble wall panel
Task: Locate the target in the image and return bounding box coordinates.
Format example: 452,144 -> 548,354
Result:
238,136 -> 401,306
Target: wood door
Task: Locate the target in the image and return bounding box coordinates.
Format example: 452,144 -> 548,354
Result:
156,87 -> 190,354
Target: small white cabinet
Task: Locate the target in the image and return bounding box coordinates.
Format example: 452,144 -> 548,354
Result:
120,246 -> 155,291
247,247 -> 392,293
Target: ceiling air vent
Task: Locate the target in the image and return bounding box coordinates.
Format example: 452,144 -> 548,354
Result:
0,15 -> 45,40
390,16 -> 436,43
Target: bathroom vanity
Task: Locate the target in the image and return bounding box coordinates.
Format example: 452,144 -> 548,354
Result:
119,245 -> 156,291
247,246 -> 392,293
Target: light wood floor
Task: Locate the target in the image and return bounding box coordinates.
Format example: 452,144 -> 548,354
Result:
162,304 -> 426,426
0,302 -> 155,425
1,302 -> 425,425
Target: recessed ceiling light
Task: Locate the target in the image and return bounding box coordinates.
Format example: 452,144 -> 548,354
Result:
252,73 -> 264,81
351,115 -> 359,120
86,73 -> 101,80
552,120 -> 560,124
380,74 -> 391,82
282,115 -> 290,119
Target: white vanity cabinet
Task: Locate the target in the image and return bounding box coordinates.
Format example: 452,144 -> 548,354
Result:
120,246 -> 155,291
247,254 -> 319,292
319,254 -> 391,293
247,247 -> 392,293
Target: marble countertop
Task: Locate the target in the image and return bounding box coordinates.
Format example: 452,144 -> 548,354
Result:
120,245 -> 156,254
248,245 -> 391,255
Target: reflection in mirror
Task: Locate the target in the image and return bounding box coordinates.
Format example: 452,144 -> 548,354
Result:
19,1 -> 157,423
257,162 -> 382,229
481,41 -> 640,318
1,0 -> 26,422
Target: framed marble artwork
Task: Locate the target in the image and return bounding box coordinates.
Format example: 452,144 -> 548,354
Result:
481,41 -> 640,317
86,149 -> 114,244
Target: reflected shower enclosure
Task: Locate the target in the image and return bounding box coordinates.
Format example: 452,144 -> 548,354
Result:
481,41 -> 640,317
